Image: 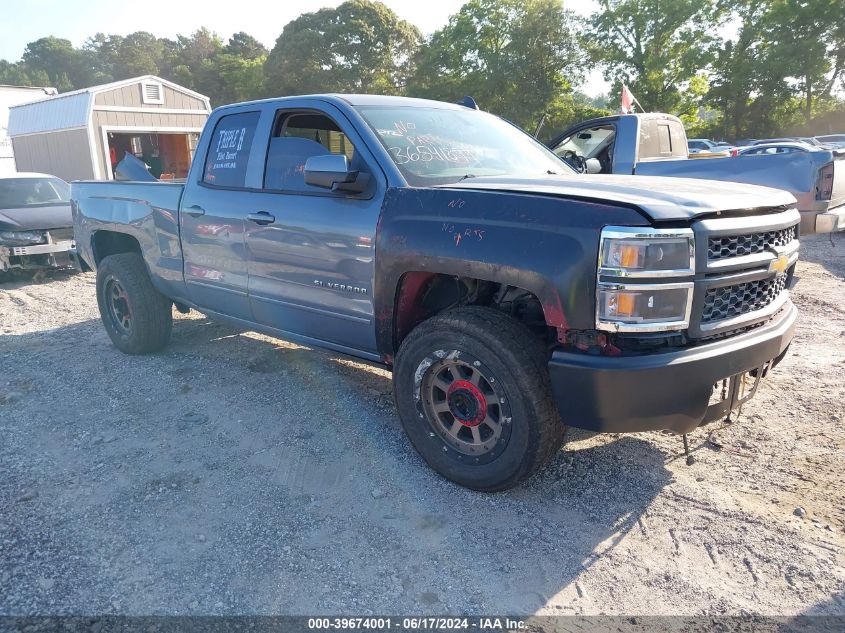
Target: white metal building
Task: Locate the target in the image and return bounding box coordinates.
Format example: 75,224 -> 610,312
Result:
8,76 -> 211,181
0,85 -> 57,175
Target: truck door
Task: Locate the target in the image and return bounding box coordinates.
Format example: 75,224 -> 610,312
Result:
179,109 -> 262,321
243,106 -> 383,355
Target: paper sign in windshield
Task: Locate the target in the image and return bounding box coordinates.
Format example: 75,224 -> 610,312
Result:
378,120 -> 479,165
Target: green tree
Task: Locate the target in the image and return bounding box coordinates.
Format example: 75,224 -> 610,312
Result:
588,0 -> 721,113
82,33 -> 126,83
408,0 -> 583,131
176,28 -> 224,74
539,93 -> 613,143
213,54 -> 266,104
762,0 -> 845,121
21,36 -> 92,90
113,32 -> 163,77
264,0 -> 421,96
0,60 -> 36,86
224,32 -> 267,60
707,0 -> 845,138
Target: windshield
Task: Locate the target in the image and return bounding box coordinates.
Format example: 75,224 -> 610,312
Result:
355,106 -> 572,186
0,177 -> 70,210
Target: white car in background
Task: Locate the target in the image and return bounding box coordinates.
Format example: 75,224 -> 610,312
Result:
688,138 -> 733,154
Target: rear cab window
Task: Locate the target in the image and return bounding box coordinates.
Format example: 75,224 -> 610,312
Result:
202,111 -> 261,188
639,118 -> 687,160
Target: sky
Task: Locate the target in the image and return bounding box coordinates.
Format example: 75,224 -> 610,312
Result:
0,0 -> 609,96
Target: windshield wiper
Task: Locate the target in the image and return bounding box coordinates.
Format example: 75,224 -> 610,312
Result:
546,170 -> 558,175
457,174 -> 477,182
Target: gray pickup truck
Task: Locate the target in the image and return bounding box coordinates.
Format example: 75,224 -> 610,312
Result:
549,113 -> 845,234
72,95 -> 799,490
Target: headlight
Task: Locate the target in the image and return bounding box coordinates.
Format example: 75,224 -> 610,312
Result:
597,227 -> 695,332
599,228 -> 694,277
0,230 -> 46,246
598,282 -> 693,330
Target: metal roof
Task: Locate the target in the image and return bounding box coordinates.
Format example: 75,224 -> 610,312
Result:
0,172 -> 63,179
8,90 -> 92,136
7,75 -> 210,137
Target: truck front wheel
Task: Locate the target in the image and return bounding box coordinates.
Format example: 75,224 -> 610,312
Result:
393,307 -> 566,491
96,253 -> 172,354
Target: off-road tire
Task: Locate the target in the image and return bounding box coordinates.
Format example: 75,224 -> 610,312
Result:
393,306 -> 566,491
96,253 -> 172,354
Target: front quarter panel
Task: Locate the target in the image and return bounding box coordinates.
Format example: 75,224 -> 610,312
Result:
374,187 -> 649,357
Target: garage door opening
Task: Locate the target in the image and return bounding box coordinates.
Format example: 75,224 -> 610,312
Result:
106,131 -> 200,180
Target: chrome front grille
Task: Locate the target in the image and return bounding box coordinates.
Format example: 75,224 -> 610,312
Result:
702,274 -> 788,324
690,207 -> 801,338
707,225 -> 797,261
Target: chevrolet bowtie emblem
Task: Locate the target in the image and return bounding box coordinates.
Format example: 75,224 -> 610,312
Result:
768,254 -> 790,275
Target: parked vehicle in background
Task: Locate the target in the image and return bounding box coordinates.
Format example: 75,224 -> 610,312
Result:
688,139 -> 715,153
549,113 -> 845,233
0,173 -> 75,277
688,139 -> 732,154
797,137 -> 829,148
751,138 -> 807,146
73,95 -> 799,490
736,142 -> 815,156
733,139 -> 844,156
815,134 -> 845,147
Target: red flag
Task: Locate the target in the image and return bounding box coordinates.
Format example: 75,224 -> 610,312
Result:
620,84 -> 635,114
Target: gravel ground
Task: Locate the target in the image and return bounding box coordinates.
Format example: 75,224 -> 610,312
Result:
1,234 -> 844,617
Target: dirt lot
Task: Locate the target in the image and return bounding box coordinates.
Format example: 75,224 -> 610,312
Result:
1,233 -> 844,617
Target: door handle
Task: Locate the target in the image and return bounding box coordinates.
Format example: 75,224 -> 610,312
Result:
247,211 -> 276,225
184,204 -> 206,217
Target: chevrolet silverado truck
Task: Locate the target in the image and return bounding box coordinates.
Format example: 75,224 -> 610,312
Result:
549,112 -> 845,235
72,95 -> 799,490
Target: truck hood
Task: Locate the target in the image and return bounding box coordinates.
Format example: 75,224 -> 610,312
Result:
438,174 -> 797,222
0,203 -> 73,231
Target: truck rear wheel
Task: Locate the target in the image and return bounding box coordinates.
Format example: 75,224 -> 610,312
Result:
393,307 -> 566,491
96,253 -> 172,355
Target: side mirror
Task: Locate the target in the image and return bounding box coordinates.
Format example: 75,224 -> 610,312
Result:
585,158 -> 602,174
304,154 -> 369,193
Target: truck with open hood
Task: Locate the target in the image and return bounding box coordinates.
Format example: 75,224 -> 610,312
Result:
548,112 -> 844,235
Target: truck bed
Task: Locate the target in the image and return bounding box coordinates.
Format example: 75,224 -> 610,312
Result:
635,150 -> 844,233
72,180 -> 185,293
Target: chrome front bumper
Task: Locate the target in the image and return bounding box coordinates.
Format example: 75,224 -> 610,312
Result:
814,207 -> 845,233
4,240 -> 75,256
0,239 -> 75,271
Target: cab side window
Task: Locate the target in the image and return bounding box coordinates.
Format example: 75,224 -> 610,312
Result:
263,112 -> 357,193
202,111 -> 260,188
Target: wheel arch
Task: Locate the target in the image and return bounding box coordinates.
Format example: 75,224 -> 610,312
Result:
383,269 -> 568,360
91,230 -> 142,266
